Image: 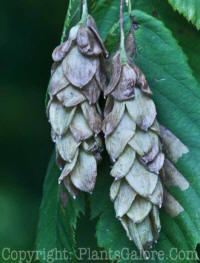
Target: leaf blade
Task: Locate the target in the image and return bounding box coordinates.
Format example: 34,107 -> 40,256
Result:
135,0 -> 200,85
167,0 -> 200,30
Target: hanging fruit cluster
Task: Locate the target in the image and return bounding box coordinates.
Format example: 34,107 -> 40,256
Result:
47,0 -> 189,257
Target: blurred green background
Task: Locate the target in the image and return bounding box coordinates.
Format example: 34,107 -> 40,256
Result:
0,0 -> 68,251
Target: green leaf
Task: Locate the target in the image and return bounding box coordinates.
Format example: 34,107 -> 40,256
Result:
90,10 -> 200,262
36,153 -> 85,263
61,0 -> 82,43
92,0 -> 120,41
135,0 -> 200,87
167,0 -> 200,30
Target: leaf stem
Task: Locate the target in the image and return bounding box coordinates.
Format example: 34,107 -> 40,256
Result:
126,0 -> 132,16
127,1 -> 138,58
81,0 -> 88,24
120,0 -> 127,64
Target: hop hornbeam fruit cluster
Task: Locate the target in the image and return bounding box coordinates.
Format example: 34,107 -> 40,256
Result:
46,2 -> 189,257
103,48 -> 188,256
47,15 -> 107,197
103,52 -> 163,254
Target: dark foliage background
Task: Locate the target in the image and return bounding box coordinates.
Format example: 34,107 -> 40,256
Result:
0,0 -> 67,250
